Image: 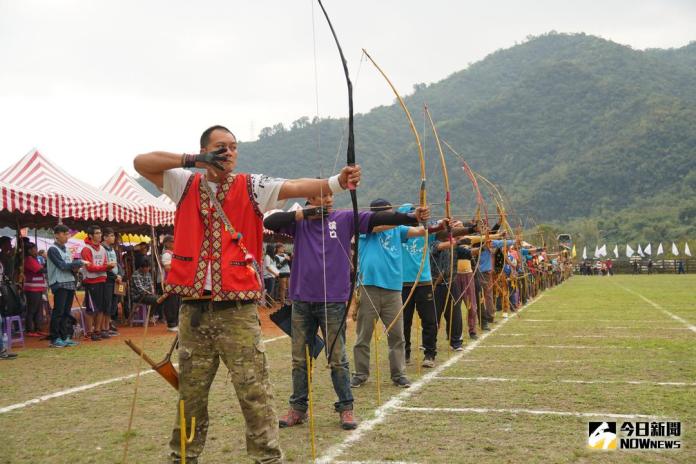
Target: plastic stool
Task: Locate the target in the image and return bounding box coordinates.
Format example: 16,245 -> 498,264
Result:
129,303 -> 148,327
4,315 -> 25,348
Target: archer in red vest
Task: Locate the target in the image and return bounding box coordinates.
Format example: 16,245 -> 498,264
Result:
134,125 -> 361,464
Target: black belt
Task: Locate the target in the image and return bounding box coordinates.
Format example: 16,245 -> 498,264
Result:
184,298 -> 256,307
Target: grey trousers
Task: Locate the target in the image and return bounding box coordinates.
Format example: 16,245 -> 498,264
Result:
352,285 -> 407,381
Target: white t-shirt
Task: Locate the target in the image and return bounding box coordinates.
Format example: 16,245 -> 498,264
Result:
161,249 -> 173,267
263,254 -> 279,279
162,168 -> 287,290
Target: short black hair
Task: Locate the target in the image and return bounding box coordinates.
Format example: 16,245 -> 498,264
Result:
162,235 -> 174,244
24,242 -> 36,255
138,260 -> 151,269
200,125 -> 235,148
102,227 -> 115,236
87,224 -> 101,236
53,224 -> 69,234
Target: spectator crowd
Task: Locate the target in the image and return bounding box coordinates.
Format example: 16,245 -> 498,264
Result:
0,225 -> 180,358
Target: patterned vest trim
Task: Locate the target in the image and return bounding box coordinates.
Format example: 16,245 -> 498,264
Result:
164,172 -> 263,301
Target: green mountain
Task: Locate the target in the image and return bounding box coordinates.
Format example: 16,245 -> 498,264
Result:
159,32 -> 696,245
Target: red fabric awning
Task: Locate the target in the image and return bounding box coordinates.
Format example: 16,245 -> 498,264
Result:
101,168 -> 175,226
0,149 -> 149,225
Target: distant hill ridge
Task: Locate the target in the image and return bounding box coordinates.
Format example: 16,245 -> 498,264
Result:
142,33 -> 696,243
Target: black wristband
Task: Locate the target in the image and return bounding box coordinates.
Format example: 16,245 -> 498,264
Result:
182,154 -> 197,168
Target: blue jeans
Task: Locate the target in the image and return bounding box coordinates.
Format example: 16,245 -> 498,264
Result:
289,301 -> 353,412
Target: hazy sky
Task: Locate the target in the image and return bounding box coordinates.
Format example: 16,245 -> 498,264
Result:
1,0 -> 694,187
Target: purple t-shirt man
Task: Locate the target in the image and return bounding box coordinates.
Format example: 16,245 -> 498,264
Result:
280,210 -> 372,303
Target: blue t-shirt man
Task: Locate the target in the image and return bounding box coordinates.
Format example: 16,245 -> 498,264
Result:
358,226 -> 410,291
479,239 -> 515,273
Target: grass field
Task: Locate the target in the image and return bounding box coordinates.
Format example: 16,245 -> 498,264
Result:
1,275 -> 695,463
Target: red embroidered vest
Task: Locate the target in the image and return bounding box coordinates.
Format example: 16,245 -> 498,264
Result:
164,172 -> 263,301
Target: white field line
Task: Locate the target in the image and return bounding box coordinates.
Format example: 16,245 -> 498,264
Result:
315,294 -> 547,464
464,358 -> 681,364
617,284 -> 696,334
263,334 -> 290,343
522,319 -> 669,323
601,326 -> 690,330
0,335 -> 288,415
0,371 -> 159,414
497,333 -> 645,339
478,344 -> 614,349
335,461 -> 420,464
530,326 -> 691,331
435,376 -> 696,387
393,406 -> 664,420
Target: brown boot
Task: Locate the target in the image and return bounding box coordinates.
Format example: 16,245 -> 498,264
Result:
278,408 -> 307,428
339,410 -> 358,430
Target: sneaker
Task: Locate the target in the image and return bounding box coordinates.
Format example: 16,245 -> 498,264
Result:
350,376 -> 367,388
278,409 -> 307,428
503,313 -> 509,319
469,333 -> 479,340
421,357 -> 435,368
90,333 -> 102,341
63,338 -> 79,347
339,410 -> 358,430
50,339 -> 67,348
482,323 -> 491,331
452,345 -> 464,352
167,326 -> 179,332
392,376 -> 411,388
100,331 -> 111,339
108,330 -> 120,336
0,350 -> 18,359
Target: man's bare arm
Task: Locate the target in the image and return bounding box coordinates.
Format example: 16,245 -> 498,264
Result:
277,165 -> 361,200
133,152 -> 184,189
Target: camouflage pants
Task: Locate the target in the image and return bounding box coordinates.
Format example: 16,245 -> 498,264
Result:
170,301 -> 282,464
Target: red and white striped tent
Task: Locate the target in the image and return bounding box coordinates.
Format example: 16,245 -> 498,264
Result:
101,168 -> 175,227
0,179 -> 58,219
0,149 -> 150,227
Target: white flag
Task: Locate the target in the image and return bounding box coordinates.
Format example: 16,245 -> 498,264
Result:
593,245 -> 599,258
657,243 -> 664,256
613,245 -> 619,258
582,246 -> 587,260
626,244 -> 634,257
637,244 -> 645,257
686,242 -> 692,257
644,243 -> 652,256
599,244 -> 607,257
672,242 -> 679,256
